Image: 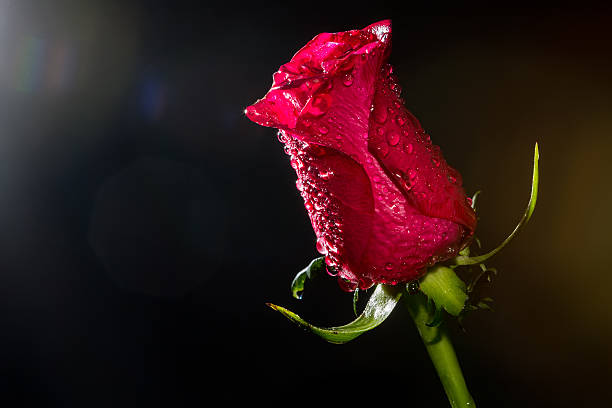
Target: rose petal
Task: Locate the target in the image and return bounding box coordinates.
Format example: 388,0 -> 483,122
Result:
245,20 -> 391,164
367,63 -> 477,232
279,132 -> 374,287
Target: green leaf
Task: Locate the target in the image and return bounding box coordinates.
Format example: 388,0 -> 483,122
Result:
419,265 -> 468,317
267,284 -> 402,344
453,142 -> 539,266
291,257 -> 325,300
352,288 -> 359,317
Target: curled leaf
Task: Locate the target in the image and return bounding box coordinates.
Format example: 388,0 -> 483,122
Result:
267,284 -> 402,344
291,257 -> 325,300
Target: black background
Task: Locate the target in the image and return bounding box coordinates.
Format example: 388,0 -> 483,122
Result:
1,1 -> 612,407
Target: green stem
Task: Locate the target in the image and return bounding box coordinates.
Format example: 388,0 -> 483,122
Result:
403,291 -> 475,407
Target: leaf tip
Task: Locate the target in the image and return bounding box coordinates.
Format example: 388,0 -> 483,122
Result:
266,302 -> 280,311
265,303 -> 305,328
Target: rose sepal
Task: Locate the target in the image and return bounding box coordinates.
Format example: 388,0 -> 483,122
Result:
417,266 -> 468,327
266,284 -> 402,344
452,143 -> 539,266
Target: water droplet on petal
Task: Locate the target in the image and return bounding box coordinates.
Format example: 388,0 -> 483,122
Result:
307,94 -> 332,117
373,105 -> 388,124
405,143 -> 413,154
394,115 -> 406,126
326,267 -> 338,277
318,170 -> 333,179
386,131 -> 400,146
325,257 -> 338,273
376,142 -> 389,157
384,262 -> 394,271
399,169 -> 418,191
318,124 -> 329,134
316,237 -> 327,254
342,73 -> 353,86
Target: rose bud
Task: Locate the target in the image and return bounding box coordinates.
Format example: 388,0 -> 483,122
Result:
245,20 -> 476,291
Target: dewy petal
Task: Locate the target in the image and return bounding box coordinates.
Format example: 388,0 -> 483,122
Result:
246,21 -> 477,290
245,20 -> 391,162
280,133 -> 374,287
367,63 -> 477,233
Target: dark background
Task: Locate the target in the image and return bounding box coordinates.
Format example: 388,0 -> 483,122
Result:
1,1 -> 611,407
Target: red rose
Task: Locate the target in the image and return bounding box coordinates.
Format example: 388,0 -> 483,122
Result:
246,20 -> 477,291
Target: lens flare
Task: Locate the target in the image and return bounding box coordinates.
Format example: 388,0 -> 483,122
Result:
140,75 -> 166,121
12,35 -> 77,93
